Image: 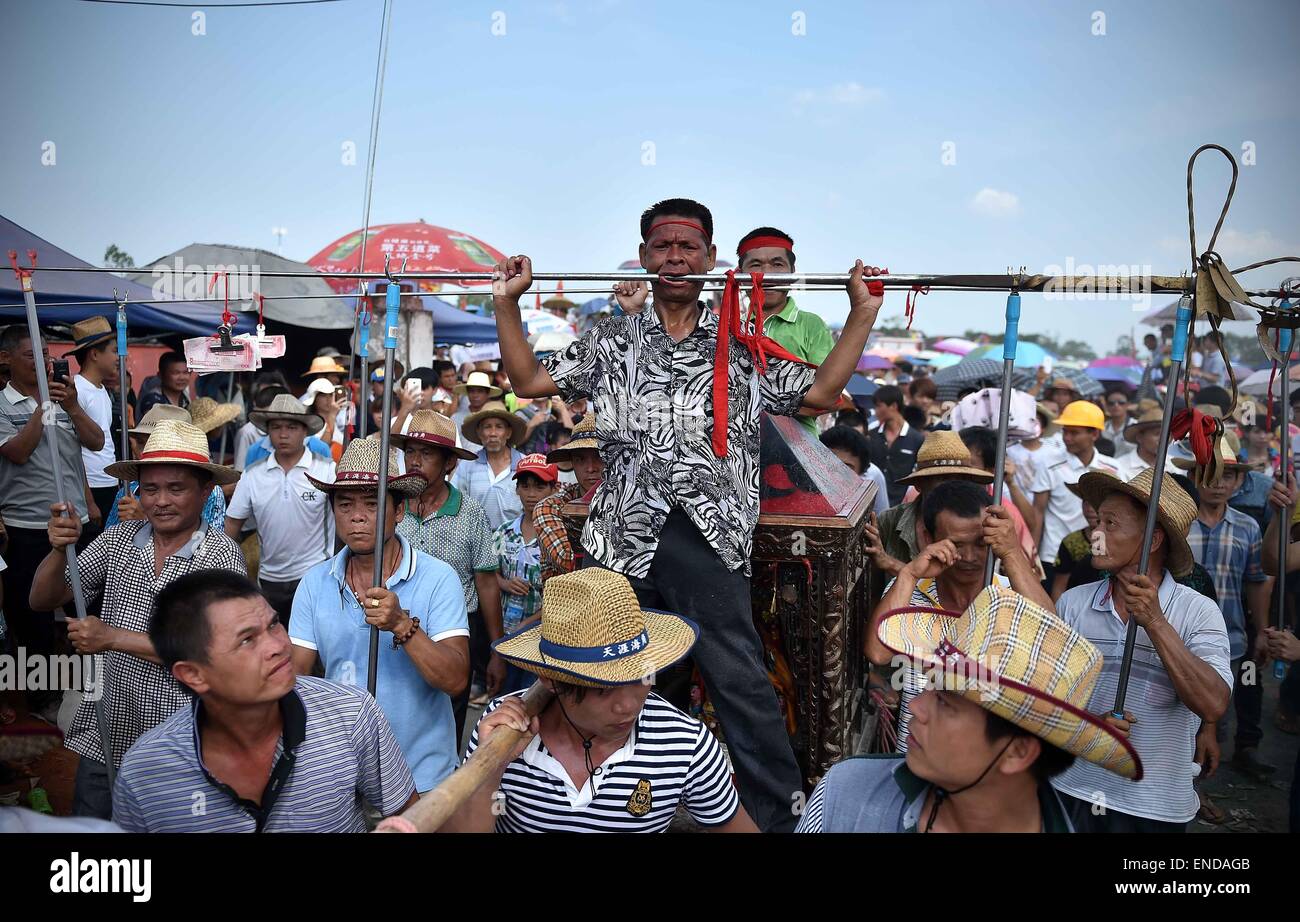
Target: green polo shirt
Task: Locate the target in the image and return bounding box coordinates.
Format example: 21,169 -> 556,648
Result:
762,297 -> 834,436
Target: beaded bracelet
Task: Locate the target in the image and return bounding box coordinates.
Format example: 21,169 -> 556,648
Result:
393,615 -> 421,648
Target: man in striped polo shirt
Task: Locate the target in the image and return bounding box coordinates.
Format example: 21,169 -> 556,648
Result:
113,570 -> 416,832
441,568 -> 757,833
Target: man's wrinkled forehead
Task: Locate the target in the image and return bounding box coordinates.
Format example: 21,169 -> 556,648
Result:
643,217 -> 711,247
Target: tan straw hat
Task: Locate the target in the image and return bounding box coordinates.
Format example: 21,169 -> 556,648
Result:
1170,434 -> 1249,475
461,400 -> 526,446
876,584 -> 1142,780
452,370 -> 503,399
1035,401 -> 1060,438
302,355 -> 348,378
391,409 -> 476,460
546,412 -> 598,462
307,435 -> 427,496
493,569 -> 699,687
129,403 -> 191,437
188,396 -> 242,434
1122,405 -> 1163,442
1067,467 -> 1197,577
249,393 -> 323,434
896,430 -> 993,486
105,419 -> 240,486
69,316 -> 114,354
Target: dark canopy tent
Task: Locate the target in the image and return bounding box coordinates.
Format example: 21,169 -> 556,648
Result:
420,296 -> 500,344
0,215 -> 252,336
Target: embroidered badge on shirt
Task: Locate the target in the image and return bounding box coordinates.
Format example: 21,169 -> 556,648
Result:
626,778 -> 653,817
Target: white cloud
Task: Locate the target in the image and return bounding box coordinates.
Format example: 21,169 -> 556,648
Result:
969,187 -> 1020,218
792,82 -> 885,108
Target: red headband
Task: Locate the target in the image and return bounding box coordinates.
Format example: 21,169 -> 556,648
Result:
738,235 -> 794,256
645,219 -> 710,242
140,449 -> 211,464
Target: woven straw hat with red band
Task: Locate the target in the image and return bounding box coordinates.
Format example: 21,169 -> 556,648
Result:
546,412 -> 598,462
105,419 -> 241,486
307,435 -> 427,496
391,409 -> 476,461
877,584 -> 1142,780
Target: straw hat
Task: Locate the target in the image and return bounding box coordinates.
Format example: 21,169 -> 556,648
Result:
1046,376 -> 1079,395
1035,402 -> 1060,438
1068,468 -> 1197,577
129,404 -> 190,437
105,420 -> 240,486
1055,399 -> 1105,431
896,430 -> 993,486
1122,405 -> 1163,442
391,409 -> 476,460
493,569 -> 699,687
188,396 -> 242,434
546,412 -> 598,462
307,435 -> 427,496
461,400 -> 526,446
1171,435 -> 1250,474
452,370 -> 503,399
248,393 -> 323,434
69,316 -> 114,354
302,355 -> 348,378
876,584 -> 1142,780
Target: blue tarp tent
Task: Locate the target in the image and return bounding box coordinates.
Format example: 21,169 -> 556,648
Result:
0,215 -> 252,336
420,296 -> 500,344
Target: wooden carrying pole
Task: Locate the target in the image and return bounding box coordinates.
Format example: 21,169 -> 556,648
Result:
375,681 -> 554,833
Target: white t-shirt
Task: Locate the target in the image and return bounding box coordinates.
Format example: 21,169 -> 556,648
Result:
1031,449 -> 1118,564
226,449 -> 337,582
74,374 -> 117,488
1007,440 -> 1065,499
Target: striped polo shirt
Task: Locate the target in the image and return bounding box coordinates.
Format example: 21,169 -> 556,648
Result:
1051,574 -> 1232,824
465,691 -> 739,832
112,676 -> 415,832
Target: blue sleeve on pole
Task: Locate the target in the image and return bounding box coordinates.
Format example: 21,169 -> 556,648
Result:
1002,292 -> 1021,361
384,283 -> 400,349
116,310 -> 127,353
1280,325 -> 1293,357
1171,300 -> 1193,362
358,311 -> 370,354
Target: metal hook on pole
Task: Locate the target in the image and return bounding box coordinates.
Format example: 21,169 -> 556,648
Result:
985,267 -> 1024,585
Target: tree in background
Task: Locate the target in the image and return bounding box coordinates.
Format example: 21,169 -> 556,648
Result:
103,244 -> 134,269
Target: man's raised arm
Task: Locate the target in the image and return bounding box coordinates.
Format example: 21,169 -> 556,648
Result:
492,256 -> 560,399
802,261 -> 884,410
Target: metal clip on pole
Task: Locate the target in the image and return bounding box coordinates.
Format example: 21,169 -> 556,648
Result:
1111,294 -> 1194,717
985,267 -> 1023,585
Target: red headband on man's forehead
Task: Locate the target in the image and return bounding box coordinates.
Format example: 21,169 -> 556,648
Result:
738,234 -> 795,256
645,219 -> 710,242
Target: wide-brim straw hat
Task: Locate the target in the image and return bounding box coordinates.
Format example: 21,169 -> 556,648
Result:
1122,406 -> 1164,442
188,396 -> 241,434
1068,467 -> 1196,577
493,569 -> 699,687
248,393 -> 324,434
546,412 -> 598,462
1035,402 -> 1060,438
391,409 -> 476,460
1170,435 -> 1250,474
306,435 -> 427,496
461,400 -> 526,446
896,429 -> 993,486
70,316 -> 114,354
106,419 -> 240,486
876,584 -> 1142,780
452,370 -> 503,398
129,404 -> 190,437
302,355 -> 348,378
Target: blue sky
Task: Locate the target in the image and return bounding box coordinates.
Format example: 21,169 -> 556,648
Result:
3,0 -> 1298,354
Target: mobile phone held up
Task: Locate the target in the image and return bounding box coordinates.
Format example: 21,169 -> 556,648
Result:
51,358 -> 70,386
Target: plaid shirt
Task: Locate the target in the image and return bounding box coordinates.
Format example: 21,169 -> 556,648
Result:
534,482 -> 584,582
1186,506 -> 1267,660
65,520 -> 247,766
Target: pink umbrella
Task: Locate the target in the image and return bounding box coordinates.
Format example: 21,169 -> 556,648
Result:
931,337 -> 979,355
857,353 -> 894,373
1088,355 -> 1142,368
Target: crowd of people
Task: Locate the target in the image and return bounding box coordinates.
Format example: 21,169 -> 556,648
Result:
0,197 -> 1296,835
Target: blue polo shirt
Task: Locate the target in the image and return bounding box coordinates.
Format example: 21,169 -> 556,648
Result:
290,536 -> 469,791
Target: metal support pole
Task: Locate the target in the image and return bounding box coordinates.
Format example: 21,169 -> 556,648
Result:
1276,324 -> 1293,680
985,287 -> 1020,585
367,281 -> 401,696
1112,294 -> 1194,716
114,293 -> 130,465
218,371 -> 236,463
9,253 -> 117,785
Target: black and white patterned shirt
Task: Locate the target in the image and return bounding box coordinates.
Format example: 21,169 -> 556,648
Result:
540,304 -> 816,577
65,520 -> 247,766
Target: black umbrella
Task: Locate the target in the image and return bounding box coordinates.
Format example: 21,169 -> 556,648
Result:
1011,365 -> 1103,399
931,358 -> 1005,401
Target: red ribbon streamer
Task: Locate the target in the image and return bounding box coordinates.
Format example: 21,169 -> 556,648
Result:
1169,407 -> 1218,466
904,284 -> 929,330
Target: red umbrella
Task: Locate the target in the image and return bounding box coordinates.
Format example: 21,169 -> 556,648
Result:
307,220 -> 507,294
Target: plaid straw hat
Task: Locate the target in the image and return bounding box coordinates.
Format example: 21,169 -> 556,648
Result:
302,355 -> 348,378
391,409 -> 476,460
1068,467 -> 1197,577
452,370 -> 503,399
307,435 -> 427,496
546,412 -> 598,462
188,396 -> 241,434
69,316 -> 114,354
248,393 -> 323,434
461,400 -> 526,446
493,569 -> 699,687
129,403 -> 190,437
106,419 -> 240,485
896,430 -> 993,486
877,584 -> 1142,780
